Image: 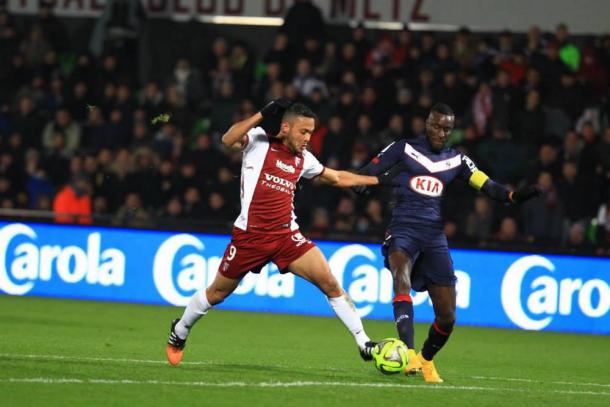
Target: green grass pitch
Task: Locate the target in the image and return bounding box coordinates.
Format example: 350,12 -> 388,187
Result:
1,295 -> 609,406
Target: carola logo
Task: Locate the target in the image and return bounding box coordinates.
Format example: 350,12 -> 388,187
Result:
0,223 -> 125,295
501,255 -> 610,330
153,234 -> 294,306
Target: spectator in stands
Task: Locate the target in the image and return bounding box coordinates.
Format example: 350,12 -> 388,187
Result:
556,160 -> 586,224
528,144 -> 561,183
307,207 -> 330,239
206,190 -> 232,222
92,195 -> 109,220
475,126 -> 523,183
42,108 -> 81,155
493,217 -> 521,243
161,196 -> 183,219
333,196 -> 356,233
599,127 -> 610,185
282,0 -> 325,46
113,192 -> 151,228
555,23 -> 581,71
465,196 -> 494,241
514,89 -> 546,145
182,186 -> 205,219
20,24 -> 52,68
565,222 -> 594,252
265,32 -> 292,79
11,95 -> 45,149
53,172 -> 92,224
523,25 -> 546,63
472,82 -> 493,136
293,58 -> 327,98
365,199 -> 386,237
491,69 -> 518,132
561,130 -> 581,162
82,106 -> 106,151
521,171 -> 564,244
596,199 -> 610,254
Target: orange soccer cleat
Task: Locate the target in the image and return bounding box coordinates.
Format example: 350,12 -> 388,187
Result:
166,319 -> 186,366
404,348 -> 422,375
417,352 -> 444,383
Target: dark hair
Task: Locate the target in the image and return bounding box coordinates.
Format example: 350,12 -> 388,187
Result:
282,102 -> 318,122
430,102 -> 454,117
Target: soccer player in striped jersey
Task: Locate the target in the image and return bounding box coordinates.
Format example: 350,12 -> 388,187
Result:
357,103 -> 540,382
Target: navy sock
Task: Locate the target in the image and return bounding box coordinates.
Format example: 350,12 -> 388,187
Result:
421,320 -> 454,361
392,295 -> 415,349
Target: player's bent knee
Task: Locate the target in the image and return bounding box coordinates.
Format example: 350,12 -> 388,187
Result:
436,312 -> 456,329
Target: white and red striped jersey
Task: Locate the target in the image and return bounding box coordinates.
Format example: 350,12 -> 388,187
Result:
234,127 -> 324,233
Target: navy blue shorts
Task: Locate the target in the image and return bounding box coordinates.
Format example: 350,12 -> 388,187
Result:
382,226 -> 456,292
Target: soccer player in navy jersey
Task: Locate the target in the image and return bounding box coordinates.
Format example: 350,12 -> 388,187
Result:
357,103 -> 540,382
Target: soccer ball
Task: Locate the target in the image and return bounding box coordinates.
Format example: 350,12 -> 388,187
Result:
372,338 -> 409,375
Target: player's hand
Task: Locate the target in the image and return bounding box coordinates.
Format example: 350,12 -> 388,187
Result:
511,185 -> 542,204
260,98 -> 292,118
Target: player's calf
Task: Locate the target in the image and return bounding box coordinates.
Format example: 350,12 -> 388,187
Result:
421,316 -> 455,361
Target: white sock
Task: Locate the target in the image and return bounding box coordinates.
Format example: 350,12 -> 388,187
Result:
328,293 -> 371,349
175,289 -> 212,339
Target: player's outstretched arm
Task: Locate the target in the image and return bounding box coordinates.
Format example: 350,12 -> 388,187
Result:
221,112 -> 263,151
318,162 -> 405,188
459,154 -> 541,204
318,168 -> 379,188
466,168 -> 541,204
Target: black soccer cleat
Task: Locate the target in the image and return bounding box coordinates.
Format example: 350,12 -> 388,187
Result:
359,340 -> 377,361
166,318 -> 187,365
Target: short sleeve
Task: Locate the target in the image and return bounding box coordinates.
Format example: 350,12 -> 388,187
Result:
301,149 -> 324,179
243,127 -> 268,153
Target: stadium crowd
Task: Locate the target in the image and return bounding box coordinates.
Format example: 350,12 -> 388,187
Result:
0,2 -> 609,254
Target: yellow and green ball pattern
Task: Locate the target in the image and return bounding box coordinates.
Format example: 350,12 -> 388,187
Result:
372,338 -> 409,375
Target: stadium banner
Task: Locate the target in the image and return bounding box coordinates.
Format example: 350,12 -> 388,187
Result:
1,221 -> 609,335
7,0 -> 610,34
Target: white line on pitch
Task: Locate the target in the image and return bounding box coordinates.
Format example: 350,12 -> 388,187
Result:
468,375 -> 610,388
2,353 -> 609,390
2,377 -> 610,397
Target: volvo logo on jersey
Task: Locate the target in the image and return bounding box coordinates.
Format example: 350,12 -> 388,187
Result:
261,172 -> 295,195
409,175 -> 444,197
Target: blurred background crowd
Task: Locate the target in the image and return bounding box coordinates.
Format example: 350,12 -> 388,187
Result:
0,1 -> 609,254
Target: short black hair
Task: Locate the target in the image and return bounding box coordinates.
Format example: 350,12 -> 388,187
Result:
282,102 -> 318,123
430,102 -> 454,117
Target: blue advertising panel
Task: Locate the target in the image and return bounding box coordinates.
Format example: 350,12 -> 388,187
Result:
1,221 -> 609,335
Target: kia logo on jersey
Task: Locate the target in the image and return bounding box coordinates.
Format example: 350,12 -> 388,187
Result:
409,175 -> 444,197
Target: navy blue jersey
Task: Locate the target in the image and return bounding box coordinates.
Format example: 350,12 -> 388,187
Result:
364,135 -> 491,230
